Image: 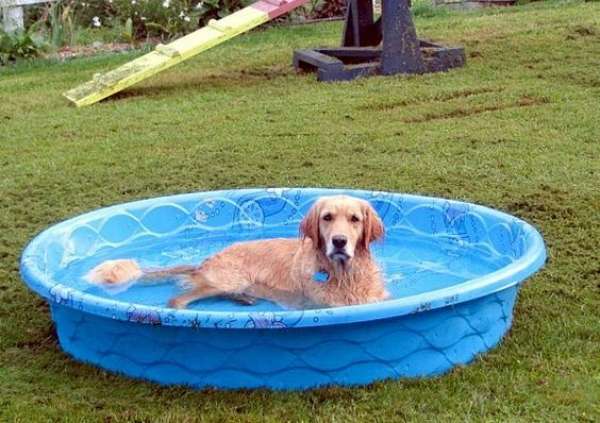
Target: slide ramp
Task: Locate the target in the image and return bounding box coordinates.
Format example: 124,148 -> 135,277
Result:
64,0 -> 308,107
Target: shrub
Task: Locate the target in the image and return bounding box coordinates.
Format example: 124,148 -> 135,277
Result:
26,0 -> 252,43
8,0 -> 440,54
106,0 -> 251,39
0,27 -> 48,65
310,0 -> 346,19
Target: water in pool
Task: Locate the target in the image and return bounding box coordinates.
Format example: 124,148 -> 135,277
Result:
54,226 -> 513,312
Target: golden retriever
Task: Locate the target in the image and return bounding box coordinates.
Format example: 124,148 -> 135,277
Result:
87,195 -> 389,309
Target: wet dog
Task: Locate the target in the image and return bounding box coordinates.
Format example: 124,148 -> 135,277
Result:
87,196 -> 389,309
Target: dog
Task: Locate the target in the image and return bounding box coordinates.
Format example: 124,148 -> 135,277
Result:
87,195 -> 389,309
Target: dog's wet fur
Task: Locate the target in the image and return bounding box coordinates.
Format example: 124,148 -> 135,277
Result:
87,196 -> 389,309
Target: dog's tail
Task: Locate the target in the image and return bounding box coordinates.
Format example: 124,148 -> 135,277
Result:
86,259 -> 198,286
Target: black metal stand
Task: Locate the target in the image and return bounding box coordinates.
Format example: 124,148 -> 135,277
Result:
293,0 -> 465,81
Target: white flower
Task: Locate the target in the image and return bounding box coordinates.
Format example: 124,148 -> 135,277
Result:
184,16 -> 191,22
131,0 -> 136,4
141,16 -> 147,21
179,11 -> 185,18
92,16 -> 102,27
162,0 -> 170,7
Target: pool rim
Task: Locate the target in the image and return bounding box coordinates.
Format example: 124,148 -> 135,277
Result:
19,188 -> 547,330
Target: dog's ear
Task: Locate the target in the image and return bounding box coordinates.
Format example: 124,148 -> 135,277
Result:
300,200 -> 321,248
361,202 -> 384,251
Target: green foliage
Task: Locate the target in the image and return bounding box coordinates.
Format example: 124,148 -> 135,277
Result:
309,0 -> 345,19
49,1 -> 67,47
412,0 -> 451,18
48,0 -> 91,48
121,17 -> 136,44
0,27 -> 47,65
13,0 -> 452,52
108,0 -> 250,40
39,0 -> 237,47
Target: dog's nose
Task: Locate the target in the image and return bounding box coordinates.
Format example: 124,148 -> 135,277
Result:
332,235 -> 347,249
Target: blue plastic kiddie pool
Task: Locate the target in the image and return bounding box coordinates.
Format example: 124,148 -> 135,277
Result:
20,188 -> 546,390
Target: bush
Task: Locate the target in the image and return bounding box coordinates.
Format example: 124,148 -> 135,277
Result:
310,0 -> 346,19
99,0 -> 250,40
7,0 -> 441,54
23,0 -> 253,43
0,27 -> 47,65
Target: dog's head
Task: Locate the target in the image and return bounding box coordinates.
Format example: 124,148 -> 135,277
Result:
300,196 -> 384,270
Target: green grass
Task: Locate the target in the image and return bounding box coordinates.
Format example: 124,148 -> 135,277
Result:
1,1 -> 599,421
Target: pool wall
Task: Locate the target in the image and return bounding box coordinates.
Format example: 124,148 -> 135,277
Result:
52,285 -> 518,390
21,188 -> 546,390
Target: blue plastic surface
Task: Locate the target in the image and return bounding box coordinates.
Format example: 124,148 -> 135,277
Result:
20,188 -> 546,389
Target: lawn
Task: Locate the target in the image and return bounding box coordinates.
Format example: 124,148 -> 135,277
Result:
1,0 -> 599,421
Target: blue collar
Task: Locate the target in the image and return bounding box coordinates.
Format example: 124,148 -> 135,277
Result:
312,270 -> 330,283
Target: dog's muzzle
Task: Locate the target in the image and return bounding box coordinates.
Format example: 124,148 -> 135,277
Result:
326,236 -> 352,266
329,251 -> 350,262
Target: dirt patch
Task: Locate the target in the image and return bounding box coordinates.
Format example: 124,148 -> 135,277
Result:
14,314 -> 57,353
553,71 -> 600,89
431,87 -> 503,103
566,24 -> 598,40
237,64 -> 293,80
107,64 -> 291,103
517,95 -> 545,107
403,95 -> 550,123
359,86 -> 502,111
582,266 -> 600,283
503,185 -> 576,222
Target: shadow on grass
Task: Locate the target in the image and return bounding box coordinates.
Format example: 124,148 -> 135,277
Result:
103,64 -> 295,104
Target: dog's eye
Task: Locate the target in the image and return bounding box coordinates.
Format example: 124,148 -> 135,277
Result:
351,215 -> 360,223
322,213 -> 332,221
